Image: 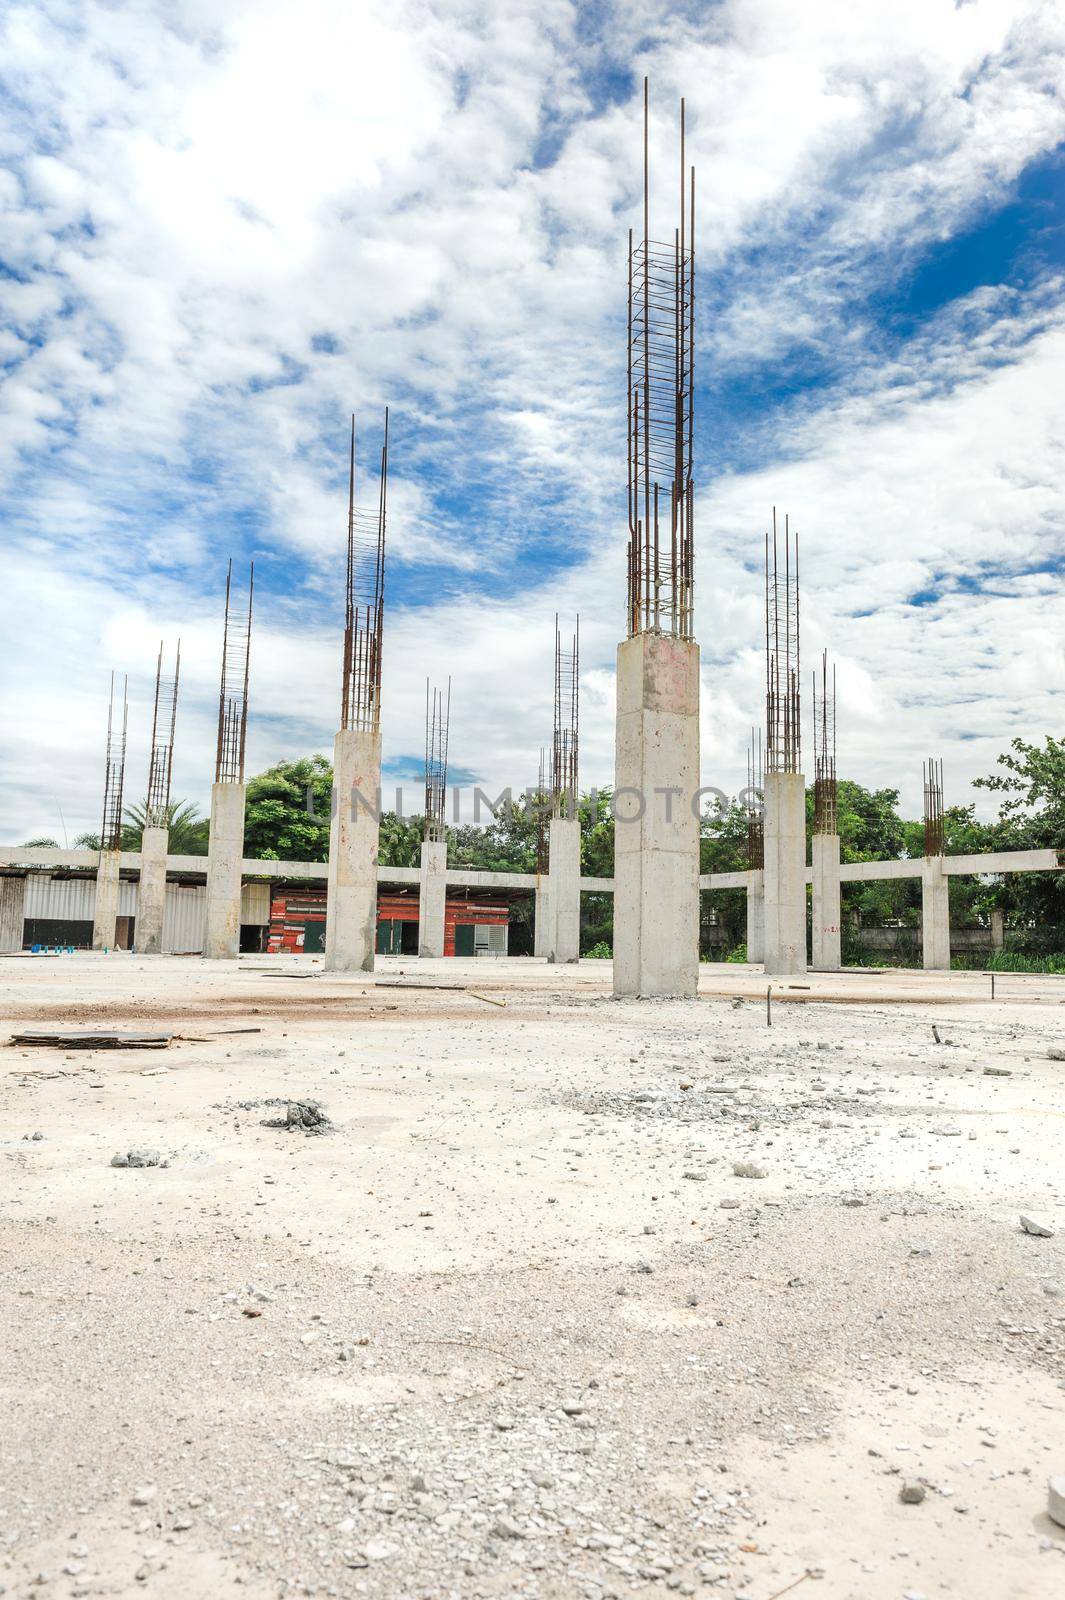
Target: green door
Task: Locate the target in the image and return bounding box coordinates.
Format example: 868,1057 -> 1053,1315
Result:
376,919 -> 403,954
303,919 -> 325,954
454,923 -> 475,957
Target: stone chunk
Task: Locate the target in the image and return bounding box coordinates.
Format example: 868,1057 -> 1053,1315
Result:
1020,1214 -> 1056,1238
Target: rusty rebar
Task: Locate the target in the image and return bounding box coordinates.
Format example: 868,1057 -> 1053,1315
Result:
341,409 -> 389,732
215,560 -> 254,784
746,726 -> 764,870
765,509 -> 800,773
626,78 -> 695,640
812,649 -> 837,835
923,757 -> 945,857
145,640 -> 181,826
424,676 -> 451,844
552,613 -> 580,819
99,672 -> 128,851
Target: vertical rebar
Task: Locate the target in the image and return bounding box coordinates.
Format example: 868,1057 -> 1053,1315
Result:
552,614 -> 580,820
146,640 -> 181,826
765,510 -> 801,773
812,650 -> 837,836
341,410 -> 389,733
99,672 -> 128,851
424,677 -> 451,844
215,561 -> 254,784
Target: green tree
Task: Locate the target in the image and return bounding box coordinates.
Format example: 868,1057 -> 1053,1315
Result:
243,755 -> 333,861
20,836 -> 60,848
122,800 -> 209,854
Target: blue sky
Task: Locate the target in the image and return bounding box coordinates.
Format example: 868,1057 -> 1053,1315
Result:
1,0 -> 1063,842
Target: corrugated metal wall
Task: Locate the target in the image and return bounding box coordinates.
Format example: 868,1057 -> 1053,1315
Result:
20,873 -> 271,954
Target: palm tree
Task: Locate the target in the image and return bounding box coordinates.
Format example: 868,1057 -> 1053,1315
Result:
20,836 -> 60,848
122,800 -> 209,855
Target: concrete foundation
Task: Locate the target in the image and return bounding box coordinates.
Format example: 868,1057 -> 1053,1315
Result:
418,839 -> 447,959
763,771 -> 808,975
92,849 -> 121,951
533,878 -> 550,958
204,782 -> 247,961
0,875 -> 26,952
746,870 -> 765,963
921,856 -> 951,971
324,727 -> 381,974
811,831 -> 842,971
548,815 -> 580,963
613,632 -> 700,998
135,826 -> 169,954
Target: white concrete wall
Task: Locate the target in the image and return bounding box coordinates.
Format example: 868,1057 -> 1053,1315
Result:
92,849 -> 121,951
763,771 -> 807,975
134,826 -> 169,954
325,727 -> 381,973
746,869 -> 765,963
204,782 -> 246,960
921,856 -> 951,971
418,839 -> 447,958
548,815 -> 581,963
811,831 -> 842,971
613,632 -> 700,998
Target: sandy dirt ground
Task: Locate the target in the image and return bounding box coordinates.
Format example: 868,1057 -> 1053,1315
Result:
1,952 -> 1063,1600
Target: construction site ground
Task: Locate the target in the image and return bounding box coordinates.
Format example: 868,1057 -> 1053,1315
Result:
1,953 -> 1063,1600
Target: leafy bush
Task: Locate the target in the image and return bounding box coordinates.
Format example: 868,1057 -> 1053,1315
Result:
725,943 -> 748,963
585,940 -> 612,959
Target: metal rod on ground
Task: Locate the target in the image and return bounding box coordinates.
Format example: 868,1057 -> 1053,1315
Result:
766,985 -> 772,1027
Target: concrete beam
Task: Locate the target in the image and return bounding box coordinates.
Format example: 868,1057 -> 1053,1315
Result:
134,826 -> 169,954
418,839 -> 447,958
92,849 -> 121,950
204,783 -> 246,960
533,876 -> 550,957
548,815 -> 581,963
811,832 -> 842,971
324,727 -> 380,973
613,632 -> 700,998
763,771 -> 807,976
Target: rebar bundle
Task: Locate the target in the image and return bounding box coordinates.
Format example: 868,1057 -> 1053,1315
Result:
552,614 -> 579,818
923,757 -> 945,857
146,640 -> 181,826
746,727 -> 764,870
341,411 -> 388,733
765,508 -> 800,774
215,560 -> 254,784
424,677 -> 451,844
99,672 -> 128,852
812,649 -> 837,836
626,78 -> 695,640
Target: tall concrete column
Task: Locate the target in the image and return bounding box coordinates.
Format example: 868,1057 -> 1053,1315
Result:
325,727 -> 381,973
135,826 -> 169,954
418,839 -> 447,958
92,849 -> 121,951
990,909 -> 1005,951
811,831 -> 842,971
204,782 -> 246,960
533,877 -> 550,957
746,869 -> 765,963
613,632 -> 700,998
0,876 -> 26,952
763,771 -> 807,975
548,815 -> 581,963
921,856 -> 951,971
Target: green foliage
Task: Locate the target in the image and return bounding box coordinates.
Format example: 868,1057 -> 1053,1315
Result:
21,836 -> 60,848
986,949 -> 1065,974
585,940 -> 612,959
726,943 -> 748,963
243,755 -> 333,861
73,831 -> 101,850
122,800 -> 208,854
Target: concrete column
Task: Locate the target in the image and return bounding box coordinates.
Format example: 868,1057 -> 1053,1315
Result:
204,782 -> 246,960
0,875 -> 26,952
811,831 -> 842,971
613,632 -> 700,998
418,838 -> 447,958
548,815 -> 581,963
92,849 -> 121,951
745,869 -> 764,963
533,877 -> 550,957
324,727 -> 381,973
763,771 -> 807,975
921,856 -> 951,971
135,826 -> 169,954
990,909 -> 1005,951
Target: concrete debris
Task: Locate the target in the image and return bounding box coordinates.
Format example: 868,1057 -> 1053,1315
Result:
111,1149 -> 166,1168
1020,1214 -> 1056,1238
1047,1047 -> 1065,1061
732,1161 -> 767,1179
260,1100 -> 332,1135
1047,1476 -> 1065,1529
899,1483 -> 926,1504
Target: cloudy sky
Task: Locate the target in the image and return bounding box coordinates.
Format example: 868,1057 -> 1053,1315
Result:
1,0 -> 1063,844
